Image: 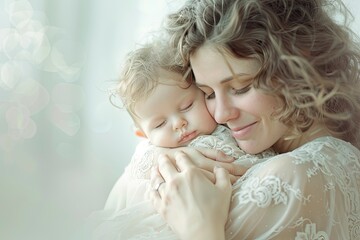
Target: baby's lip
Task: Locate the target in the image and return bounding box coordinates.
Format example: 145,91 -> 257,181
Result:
178,131 -> 198,144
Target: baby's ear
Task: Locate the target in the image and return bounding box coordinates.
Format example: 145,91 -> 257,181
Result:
135,128 -> 146,138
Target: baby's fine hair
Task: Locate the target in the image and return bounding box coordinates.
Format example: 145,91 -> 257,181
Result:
112,39 -> 191,120
165,0 -> 360,148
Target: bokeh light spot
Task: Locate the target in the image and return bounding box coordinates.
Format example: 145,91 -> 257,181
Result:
5,104 -> 29,128
50,108 -> 81,136
5,104 -> 36,139
1,29 -> 20,60
0,61 -> 23,90
6,0 -> 34,27
14,79 -> 50,114
50,40 -> 83,81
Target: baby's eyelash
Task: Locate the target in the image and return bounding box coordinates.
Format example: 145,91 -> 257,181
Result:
181,102 -> 194,111
155,121 -> 166,129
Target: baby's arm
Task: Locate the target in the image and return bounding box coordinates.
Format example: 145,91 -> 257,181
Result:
103,140 -> 157,211
104,173 -> 128,210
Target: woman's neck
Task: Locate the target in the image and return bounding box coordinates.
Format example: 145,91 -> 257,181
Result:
273,123 -> 331,153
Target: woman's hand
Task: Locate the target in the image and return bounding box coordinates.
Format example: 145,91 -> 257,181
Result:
155,146 -> 247,183
149,151 -> 231,240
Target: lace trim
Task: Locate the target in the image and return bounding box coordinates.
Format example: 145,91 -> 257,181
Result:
127,140 -> 157,179
232,175 -> 310,207
188,125 -> 245,159
295,223 -> 329,240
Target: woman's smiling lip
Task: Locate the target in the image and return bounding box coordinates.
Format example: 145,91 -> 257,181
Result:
179,131 -> 198,144
231,122 -> 257,139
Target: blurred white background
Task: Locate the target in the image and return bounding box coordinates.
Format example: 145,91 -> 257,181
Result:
0,0 -> 184,239
0,0 -> 358,239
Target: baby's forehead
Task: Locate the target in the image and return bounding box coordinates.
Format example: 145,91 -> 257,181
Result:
134,81 -> 197,111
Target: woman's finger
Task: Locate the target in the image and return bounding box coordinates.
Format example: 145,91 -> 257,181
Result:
150,166 -> 165,192
195,147 -> 234,162
213,166 -> 231,189
226,164 -> 247,176
181,148 -> 247,176
157,154 -> 179,181
174,151 -> 220,183
148,185 -> 162,211
196,148 -> 248,176
174,151 -> 196,171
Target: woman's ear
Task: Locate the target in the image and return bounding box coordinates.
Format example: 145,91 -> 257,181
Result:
135,128 -> 146,138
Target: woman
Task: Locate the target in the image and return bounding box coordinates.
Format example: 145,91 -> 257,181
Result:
149,0 -> 360,239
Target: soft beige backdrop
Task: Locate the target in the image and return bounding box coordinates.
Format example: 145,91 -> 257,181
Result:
0,0 -> 358,239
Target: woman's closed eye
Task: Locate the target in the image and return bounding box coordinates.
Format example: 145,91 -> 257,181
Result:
232,84 -> 252,95
205,92 -> 215,100
203,85 -> 251,100
197,86 -> 215,100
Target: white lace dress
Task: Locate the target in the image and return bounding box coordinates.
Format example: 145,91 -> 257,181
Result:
89,126 -> 360,240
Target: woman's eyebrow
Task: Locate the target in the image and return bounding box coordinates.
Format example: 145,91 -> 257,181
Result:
195,73 -> 249,87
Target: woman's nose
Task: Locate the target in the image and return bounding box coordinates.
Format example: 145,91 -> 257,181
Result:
213,97 -> 238,124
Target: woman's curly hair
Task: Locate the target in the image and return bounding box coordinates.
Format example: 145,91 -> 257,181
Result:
164,0 -> 360,148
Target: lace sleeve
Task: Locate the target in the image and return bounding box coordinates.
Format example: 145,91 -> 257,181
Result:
227,154 -> 333,239
126,140 -> 158,180
102,140 -> 158,212
226,137 -> 360,240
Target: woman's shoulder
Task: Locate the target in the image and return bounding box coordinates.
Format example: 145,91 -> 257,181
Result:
238,136 -> 360,187
260,136 -> 359,166
230,137 -> 360,239
287,136 -> 360,165
297,135 -> 359,153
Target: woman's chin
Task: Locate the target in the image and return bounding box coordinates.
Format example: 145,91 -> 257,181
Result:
236,140 -> 263,155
